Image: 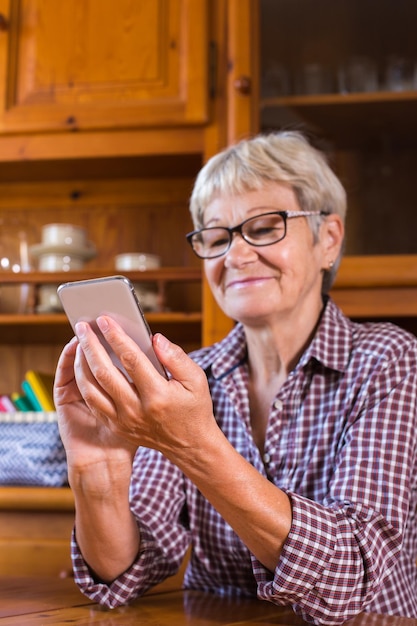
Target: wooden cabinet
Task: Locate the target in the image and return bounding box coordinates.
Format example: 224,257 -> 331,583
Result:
259,0 -> 417,253
0,0 -> 217,394
201,1 -> 417,342
0,487 -> 74,576
0,486 -> 191,581
200,0 -> 417,344
0,0 -> 209,134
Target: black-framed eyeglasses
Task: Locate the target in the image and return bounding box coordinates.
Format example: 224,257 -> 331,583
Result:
186,210 -> 329,259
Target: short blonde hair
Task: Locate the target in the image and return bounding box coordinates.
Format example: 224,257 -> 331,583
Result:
189,131 -> 346,292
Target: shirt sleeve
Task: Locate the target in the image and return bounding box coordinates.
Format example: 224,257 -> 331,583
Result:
71,448 -> 190,608
253,341 -> 417,625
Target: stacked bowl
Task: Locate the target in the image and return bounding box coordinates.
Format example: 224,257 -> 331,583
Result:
30,223 -> 96,312
115,252 -> 161,312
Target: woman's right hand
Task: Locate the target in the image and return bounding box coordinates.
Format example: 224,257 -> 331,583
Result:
54,336 -> 137,493
54,336 -> 141,582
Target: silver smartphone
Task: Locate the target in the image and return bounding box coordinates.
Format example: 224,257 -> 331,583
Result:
57,275 -> 167,379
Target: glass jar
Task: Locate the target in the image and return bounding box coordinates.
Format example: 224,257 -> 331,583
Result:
0,217 -> 34,314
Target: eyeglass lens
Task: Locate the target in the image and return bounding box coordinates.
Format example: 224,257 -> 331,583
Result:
190,212 -> 286,258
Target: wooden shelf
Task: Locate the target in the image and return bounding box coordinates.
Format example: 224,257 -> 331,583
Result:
262,90 -> 417,109
3,258 -> 417,337
261,91 -> 417,148
0,153 -> 203,184
331,255 -> 417,318
0,486 -> 73,511
0,267 -> 202,344
335,254 -> 417,288
0,311 -> 202,344
0,267 -> 201,285
0,127 -> 205,164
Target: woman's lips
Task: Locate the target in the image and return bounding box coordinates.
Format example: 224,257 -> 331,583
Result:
226,276 -> 274,290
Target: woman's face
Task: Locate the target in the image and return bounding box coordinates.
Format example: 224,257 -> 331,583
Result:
202,182 -> 343,328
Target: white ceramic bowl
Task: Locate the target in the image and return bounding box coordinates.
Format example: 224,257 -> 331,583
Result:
37,284 -> 63,312
38,253 -> 85,272
114,252 -> 161,271
133,283 -> 161,312
41,223 -> 88,248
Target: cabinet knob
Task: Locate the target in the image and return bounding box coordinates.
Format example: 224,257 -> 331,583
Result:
59,568 -> 74,579
0,14 -> 8,31
233,75 -> 252,95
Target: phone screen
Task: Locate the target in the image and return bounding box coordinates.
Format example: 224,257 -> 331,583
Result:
57,275 -> 167,379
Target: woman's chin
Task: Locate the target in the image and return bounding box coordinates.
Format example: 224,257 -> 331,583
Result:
226,305 -> 275,327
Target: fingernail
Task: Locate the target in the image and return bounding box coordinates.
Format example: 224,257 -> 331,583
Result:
154,333 -> 169,350
96,316 -> 109,332
75,322 -> 87,338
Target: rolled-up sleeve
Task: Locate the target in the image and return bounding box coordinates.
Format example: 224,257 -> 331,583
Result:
254,345 -> 417,625
72,449 -> 190,607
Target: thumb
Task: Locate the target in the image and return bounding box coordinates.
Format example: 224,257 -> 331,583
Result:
153,333 -> 204,389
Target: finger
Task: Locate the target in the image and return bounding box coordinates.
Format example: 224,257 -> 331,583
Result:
54,336 -> 79,404
55,336 -> 78,384
73,341 -> 118,418
74,341 -> 146,445
152,333 -> 208,391
75,320 -> 133,390
73,325 -> 120,406
74,322 -> 141,421
96,316 -> 168,388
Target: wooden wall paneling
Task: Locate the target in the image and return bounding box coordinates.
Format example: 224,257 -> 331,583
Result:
0,344 -> 62,396
0,343 -> 64,394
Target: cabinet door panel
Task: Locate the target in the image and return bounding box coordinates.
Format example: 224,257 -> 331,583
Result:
0,0 -> 209,133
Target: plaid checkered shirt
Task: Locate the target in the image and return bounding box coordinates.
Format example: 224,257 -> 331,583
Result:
72,298 -> 417,625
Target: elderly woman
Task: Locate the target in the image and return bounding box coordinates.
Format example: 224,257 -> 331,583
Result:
54,131 -> 417,625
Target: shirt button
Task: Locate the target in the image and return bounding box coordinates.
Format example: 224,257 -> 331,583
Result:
273,399 -> 283,411
263,453 -> 271,464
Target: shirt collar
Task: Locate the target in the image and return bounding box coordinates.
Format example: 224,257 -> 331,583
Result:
193,298 -> 352,379
193,323 -> 247,380
299,297 -> 352,374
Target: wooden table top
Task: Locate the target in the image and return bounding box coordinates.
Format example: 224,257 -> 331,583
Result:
0,577 -> 416,625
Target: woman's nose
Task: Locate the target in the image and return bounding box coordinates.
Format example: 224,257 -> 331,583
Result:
224,233 -> 257,266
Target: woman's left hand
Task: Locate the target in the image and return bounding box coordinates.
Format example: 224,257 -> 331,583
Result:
73,315 -> 217,460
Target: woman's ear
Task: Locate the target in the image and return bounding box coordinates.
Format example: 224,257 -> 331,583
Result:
320,213 -> 344,266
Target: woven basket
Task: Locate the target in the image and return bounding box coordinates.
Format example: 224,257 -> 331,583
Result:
0,412 -> 67,486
